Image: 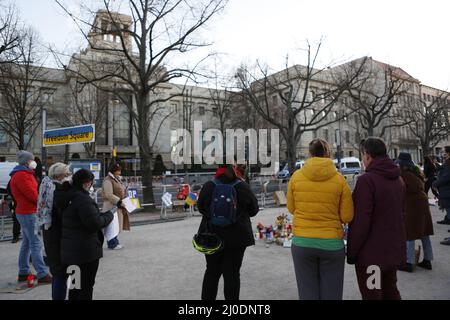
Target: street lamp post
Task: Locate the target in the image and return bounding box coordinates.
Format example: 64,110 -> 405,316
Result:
334,111 -> 347,174
41,106 -> 47,176
111,98 -> 119,164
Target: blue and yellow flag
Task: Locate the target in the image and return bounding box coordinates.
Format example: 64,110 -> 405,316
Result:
185,192 -> 198,206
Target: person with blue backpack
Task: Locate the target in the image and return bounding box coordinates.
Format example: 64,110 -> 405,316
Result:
197,164 -> 259,300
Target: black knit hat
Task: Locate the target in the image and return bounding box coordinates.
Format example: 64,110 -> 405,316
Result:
108,162 -> 121,173
395,152 -> 414,168
72,169 -> 94,188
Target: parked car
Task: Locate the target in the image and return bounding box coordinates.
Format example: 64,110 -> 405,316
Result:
0,162 -> 18,194
277,160 -> 307,179
333,157 -> 361,175
277,163 -> 290,179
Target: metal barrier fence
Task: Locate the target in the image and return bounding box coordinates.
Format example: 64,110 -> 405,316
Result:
0,194 -> 13,241
0,173 -> 360,241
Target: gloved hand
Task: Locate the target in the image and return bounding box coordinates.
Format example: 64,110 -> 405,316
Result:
117,200 -> 124,209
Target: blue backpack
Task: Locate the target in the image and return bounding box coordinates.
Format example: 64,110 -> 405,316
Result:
209,179 -> 241,227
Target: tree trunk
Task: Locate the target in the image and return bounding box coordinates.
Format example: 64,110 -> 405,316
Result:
367,125 -> 374,137
140,146 -> 154,206
64,145 -> 70,163
286,133 -> 297,174
421,142 -> 431,159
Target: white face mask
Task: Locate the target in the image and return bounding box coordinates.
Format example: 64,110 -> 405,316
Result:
63,175 -> 72,183
83,183 -> 92,192
28,161 -> 37,170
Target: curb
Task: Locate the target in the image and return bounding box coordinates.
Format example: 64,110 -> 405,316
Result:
130,217 -> 186,226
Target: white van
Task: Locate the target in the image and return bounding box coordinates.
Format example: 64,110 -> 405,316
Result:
0,162 -> 18,193
333,157 -> 362,175
295,160 -> 306,170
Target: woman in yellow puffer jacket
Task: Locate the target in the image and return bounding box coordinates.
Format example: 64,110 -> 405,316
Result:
287,139 -> 354,300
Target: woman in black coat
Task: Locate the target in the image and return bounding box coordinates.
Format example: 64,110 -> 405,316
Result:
60,169 -> 114,300
197,164 -> 259,300
39,163 -> 72,300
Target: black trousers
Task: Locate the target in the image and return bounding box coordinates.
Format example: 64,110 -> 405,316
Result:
68,259 -> 99,301
12,213 -> 21,238
425,177 -> 439,198
202,247 -> 246,300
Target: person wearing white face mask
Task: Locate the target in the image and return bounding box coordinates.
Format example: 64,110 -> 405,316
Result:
9,150 -> 52,284
60,169 -> 114,300
37,162 -> 71,299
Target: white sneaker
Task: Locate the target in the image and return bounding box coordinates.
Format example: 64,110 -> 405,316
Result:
109,245 -> 124,250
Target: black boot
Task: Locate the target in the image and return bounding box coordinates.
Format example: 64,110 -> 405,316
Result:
437,217 -> 450,225
417,260 -> 432,270
398,263 -> 414,273
11,237 -> 20,243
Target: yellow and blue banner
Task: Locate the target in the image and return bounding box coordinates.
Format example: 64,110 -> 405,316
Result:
185,192 -> 198,206
43,124 -> 95,147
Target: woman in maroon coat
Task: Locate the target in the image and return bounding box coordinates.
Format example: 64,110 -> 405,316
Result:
396,153 -> 434,273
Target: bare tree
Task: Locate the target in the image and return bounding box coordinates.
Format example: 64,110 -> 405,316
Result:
236,43 -> 367,172
206,63 -> 236,139
179,87 -> 197,172
0,28 -> 50,150
346,58 -> 415,138
0,2 -> 20,61
55,0 -> 227,204
408,90 -> 450,157
53,80 -> 109,158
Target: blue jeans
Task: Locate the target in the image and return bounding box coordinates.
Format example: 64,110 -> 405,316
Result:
16,214 -> 49,279
52,275 -> 68,300
107,236 -> 119,249
407,236 -> 434,264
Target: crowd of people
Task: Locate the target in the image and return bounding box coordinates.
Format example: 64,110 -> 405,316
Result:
7,154 -> 129,300
286,139 -> 450,300
4,138 -> 450,300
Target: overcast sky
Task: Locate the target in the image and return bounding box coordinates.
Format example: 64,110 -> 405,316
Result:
14,0 -> 450,91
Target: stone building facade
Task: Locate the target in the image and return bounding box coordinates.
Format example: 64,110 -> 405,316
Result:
0,10 -> 449,173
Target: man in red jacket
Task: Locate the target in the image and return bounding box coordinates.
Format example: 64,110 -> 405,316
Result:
347,138 -> 406,300
10,151 -> 52,284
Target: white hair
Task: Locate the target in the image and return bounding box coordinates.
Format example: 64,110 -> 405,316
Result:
48,163 -> 70,180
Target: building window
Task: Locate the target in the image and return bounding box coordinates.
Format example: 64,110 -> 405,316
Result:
113,102 -> 132,146
40,91 -> 54,105
198,106 -> 205,115
101,19 -> 109,32
212,106 -> 218,116
355,132 -> 361,144
323,128 -> 329,141
24,132 -> 31,148
345,131 -> 350,144
349,151 -> 353,157
272,95 -> 278,106
0,126 -> 7,147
